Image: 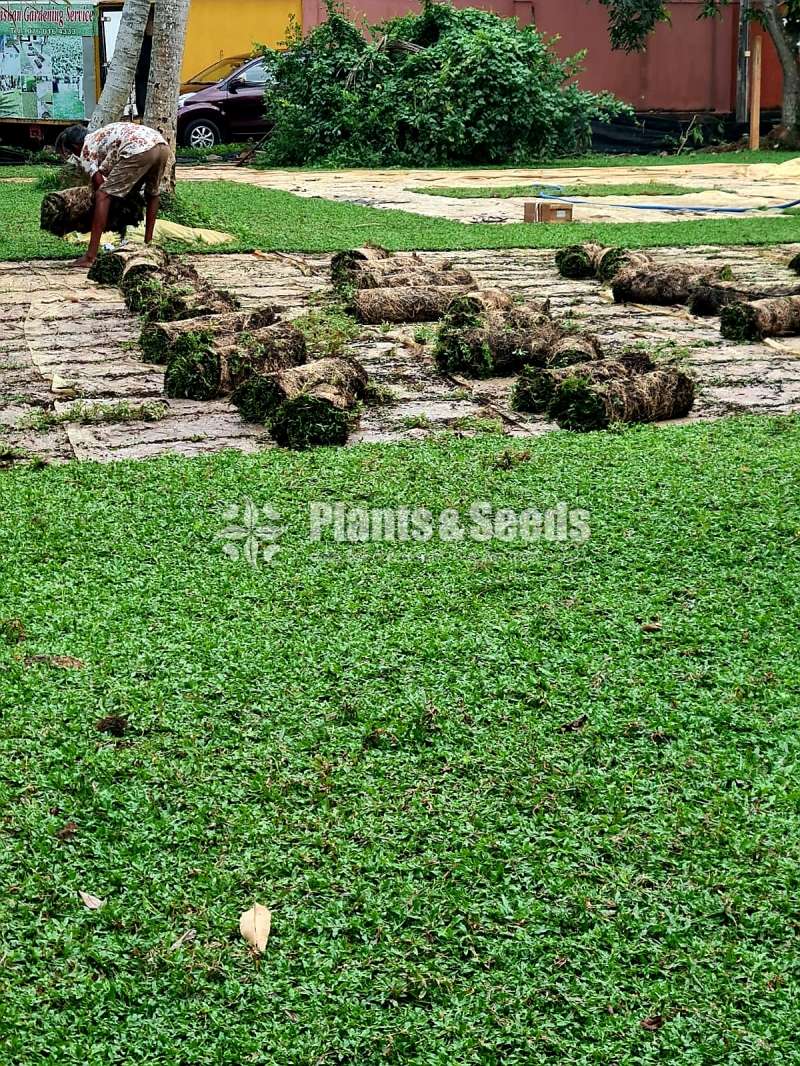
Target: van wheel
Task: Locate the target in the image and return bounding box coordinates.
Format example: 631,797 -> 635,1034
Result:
182,118 -> 222,149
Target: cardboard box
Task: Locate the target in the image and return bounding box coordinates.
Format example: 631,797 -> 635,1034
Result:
524,201 -> 574,223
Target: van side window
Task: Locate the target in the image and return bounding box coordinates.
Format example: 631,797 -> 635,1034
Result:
240,61 -> 267,87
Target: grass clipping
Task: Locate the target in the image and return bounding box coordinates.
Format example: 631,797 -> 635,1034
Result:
164,321 -> 306,400
551,368 -> 695,431
720,295 -> 800,340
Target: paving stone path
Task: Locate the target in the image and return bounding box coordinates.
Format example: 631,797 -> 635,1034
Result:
2,245 -> 800,464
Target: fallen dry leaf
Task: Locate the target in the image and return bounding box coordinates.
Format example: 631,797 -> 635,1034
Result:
558,713 -> 588,734
25,654 -> 84,670
640,1015 -> 665,1031
169,928 -> 197,952
640,621 -> 663,634
239,903 -> 271,954
0,618 -> 25,646
95,715 -> 128,737
56,821 -> 78,841
78,891 -> 105,910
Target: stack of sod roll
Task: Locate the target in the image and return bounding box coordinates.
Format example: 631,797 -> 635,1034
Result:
89,247 -> 369,449
555,242 -> 736,309
332,246 -> 477,323
511,351 -> 694,431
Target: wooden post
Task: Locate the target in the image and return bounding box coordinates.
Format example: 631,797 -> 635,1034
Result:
735,0 -> 750,124
749,30 -> 762,149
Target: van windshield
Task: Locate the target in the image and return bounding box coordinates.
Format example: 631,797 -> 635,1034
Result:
189,57 -> 247,84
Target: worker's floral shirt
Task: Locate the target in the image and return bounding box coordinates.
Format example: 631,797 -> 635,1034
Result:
79,123 -> 166,177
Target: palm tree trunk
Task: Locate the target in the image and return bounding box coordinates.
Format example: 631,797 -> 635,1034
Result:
762,0 -> 800,129
89,0 -> 152,131
144,0 -> 192,190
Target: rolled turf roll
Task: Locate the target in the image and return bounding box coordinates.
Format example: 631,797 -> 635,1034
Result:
434,301 -> 559,378
688,283 -> 753,317
232,357 -> 369,449
555,242 -> 606,280
164,321 -> 306,400
41,186 -> 145,238
690,283 -> 800,317
123,264 -> 240,322
350,285 -> 472,324
352,267 -> 475,290
88,246 -> 168,286
512,351 -> 655,414
612,264 -> 729,306
548,333 -> 604,368
550,368 -> 695,431
331,246 -> 392,283
720,295 -> 800,341
139,307 -> 279,364
555,243 -> 654,283
595,248 -> 653,283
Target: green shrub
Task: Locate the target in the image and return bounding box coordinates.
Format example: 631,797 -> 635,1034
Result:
258,0 -> 628,167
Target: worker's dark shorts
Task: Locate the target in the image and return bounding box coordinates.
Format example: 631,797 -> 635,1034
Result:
103,143 -> 169,198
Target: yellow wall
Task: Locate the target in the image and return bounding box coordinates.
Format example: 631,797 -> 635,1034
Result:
181,0 -> 300,78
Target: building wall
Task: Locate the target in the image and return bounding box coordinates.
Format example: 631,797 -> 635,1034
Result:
182,0 -> 300,78
300,0 -> 783,113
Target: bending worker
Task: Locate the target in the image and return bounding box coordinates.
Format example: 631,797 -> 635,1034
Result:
55,122 -> 169,270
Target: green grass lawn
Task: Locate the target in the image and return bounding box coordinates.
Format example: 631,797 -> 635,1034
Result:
1,415 -> 799,1064
2,173 -> 800,261
411,182 -> 706,199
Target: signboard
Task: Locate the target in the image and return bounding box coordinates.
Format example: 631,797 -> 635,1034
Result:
0,3 -> 97,121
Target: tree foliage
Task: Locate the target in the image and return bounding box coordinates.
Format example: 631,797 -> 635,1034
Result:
259,2 -> 628,167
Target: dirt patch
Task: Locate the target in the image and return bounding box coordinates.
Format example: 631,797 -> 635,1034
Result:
2,245 -> 800,463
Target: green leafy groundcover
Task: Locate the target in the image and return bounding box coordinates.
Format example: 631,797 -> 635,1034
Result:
5,176 -> 800,261
1,415 -> 800,1064
257,1 -> 627,167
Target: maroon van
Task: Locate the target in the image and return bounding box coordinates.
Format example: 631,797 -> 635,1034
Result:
177,56 -> 272,149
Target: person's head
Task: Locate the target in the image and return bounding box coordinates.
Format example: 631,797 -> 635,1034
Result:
55,124 -> 87,161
